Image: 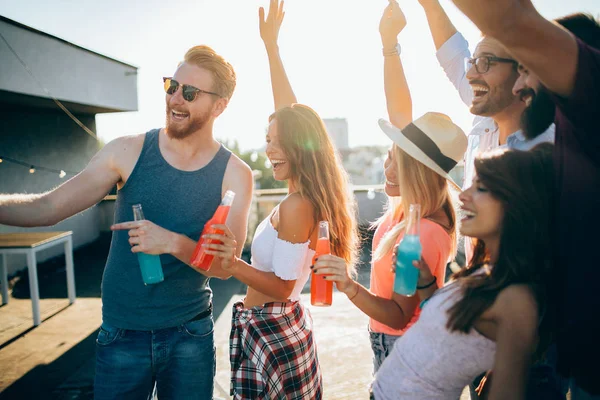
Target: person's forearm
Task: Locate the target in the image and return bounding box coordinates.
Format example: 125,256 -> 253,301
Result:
383,53 -> 412,129
346,281 -> 411,330
420,0 -> 458,50
232,260 -> 293,300
0,193 -> 57,227
171,234 -> 233,279
265,46 -> 298,110
417,282 -> 438,303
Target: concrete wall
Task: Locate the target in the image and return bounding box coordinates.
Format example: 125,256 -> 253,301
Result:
0,17 -> 137,112
0,106 -> 103,276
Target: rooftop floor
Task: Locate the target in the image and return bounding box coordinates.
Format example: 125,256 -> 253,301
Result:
0,233 -> 472,400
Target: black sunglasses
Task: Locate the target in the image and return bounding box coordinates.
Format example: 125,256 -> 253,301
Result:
464,56 -> 518,74
163,77 -> 221,102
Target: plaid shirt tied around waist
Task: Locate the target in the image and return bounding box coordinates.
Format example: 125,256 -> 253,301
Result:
230,300 -> 323,400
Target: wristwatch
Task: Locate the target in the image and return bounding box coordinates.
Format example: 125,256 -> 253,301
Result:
382,43 -> 401,57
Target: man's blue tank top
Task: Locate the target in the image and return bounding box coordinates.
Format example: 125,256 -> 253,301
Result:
102,129 -> 231,330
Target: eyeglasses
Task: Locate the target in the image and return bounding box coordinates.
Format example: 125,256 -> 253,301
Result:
464,56 -> 518,74
162,77 -> 221,102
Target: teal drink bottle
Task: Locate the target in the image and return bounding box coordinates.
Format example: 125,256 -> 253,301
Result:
393,204 -> 422,296
132,204 -> 164,285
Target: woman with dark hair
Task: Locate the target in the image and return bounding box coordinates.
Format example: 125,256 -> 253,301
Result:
372,143 -> 555,400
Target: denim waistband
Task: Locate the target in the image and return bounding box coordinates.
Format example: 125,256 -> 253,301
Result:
189,303 -> 213,322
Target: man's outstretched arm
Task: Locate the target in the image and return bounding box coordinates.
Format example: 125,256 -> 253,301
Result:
0,136 -> 127,227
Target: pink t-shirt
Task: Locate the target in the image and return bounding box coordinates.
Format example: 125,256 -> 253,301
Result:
369,213 -> 452,336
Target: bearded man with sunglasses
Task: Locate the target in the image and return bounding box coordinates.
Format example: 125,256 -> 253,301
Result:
0,45 -> 253,399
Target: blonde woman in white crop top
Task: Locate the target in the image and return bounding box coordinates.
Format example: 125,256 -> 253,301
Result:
201,2 -> 358,398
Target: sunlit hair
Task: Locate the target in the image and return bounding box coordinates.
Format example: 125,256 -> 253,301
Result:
373,145 -> 457,261
269,104 -> 359,273
446,143 -> 555,355
183,45 -> 236,100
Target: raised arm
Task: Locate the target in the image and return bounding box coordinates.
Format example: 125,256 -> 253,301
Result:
418,0 -> 458,50
450,0 -> 578,97
259,0 -> 298,110
0,136 -> 128,227
380,0 -> 412,129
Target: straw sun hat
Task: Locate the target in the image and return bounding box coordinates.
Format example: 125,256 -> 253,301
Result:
378,112 -> 468,190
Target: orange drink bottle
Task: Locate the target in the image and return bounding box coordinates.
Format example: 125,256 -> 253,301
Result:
311,221 -> 333,306
190,190 -> 235,270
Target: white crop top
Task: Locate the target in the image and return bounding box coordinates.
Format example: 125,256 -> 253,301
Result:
250,215 -> 315,301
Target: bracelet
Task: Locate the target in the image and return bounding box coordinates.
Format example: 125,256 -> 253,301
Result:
382,43 -> 401,57
417,277 -> 437,290
348,282 -> 360,301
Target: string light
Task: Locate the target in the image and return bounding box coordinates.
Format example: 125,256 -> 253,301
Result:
0,156 -> 78,178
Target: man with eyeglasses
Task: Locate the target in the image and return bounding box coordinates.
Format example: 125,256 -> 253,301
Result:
417,0 -> 555,193
0,45 -> 254,399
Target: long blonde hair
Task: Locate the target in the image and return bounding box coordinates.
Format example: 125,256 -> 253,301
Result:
373,145 -> 457,260
269,104 -> 359,273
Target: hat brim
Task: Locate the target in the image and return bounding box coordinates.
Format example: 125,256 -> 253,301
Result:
378,118 -> 462,191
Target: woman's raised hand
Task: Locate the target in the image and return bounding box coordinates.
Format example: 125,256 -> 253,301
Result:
259,0 -> 285,51
379,0 -> 407,48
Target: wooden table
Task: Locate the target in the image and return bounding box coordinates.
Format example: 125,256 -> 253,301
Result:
0,231 -> 76,326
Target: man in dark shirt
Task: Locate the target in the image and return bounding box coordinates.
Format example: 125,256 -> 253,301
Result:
448,1 -> 600,397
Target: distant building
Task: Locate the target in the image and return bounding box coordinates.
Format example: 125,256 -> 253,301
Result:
323,118 -> 349,150
342,146 -> 387,185
0,16 -> 138,275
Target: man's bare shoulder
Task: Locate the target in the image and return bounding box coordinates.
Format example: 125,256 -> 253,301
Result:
222,152 -> 253,203
103,133 -> 146,158
224,152 -> 253,180
228,152 -> 252,173
101,133 -> 148,184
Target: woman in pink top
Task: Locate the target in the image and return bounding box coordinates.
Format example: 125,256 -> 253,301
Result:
313,1 -> 467,373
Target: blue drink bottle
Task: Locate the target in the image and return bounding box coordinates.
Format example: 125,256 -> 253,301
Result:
132,204 -> 164,285
393,204 -> 422,297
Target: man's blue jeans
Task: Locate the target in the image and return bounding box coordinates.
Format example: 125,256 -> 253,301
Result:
94,316 -> 215,400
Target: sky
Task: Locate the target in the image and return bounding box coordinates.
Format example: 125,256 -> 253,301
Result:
1,0 -> 598,151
